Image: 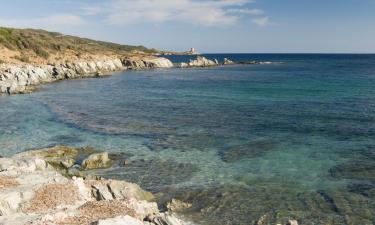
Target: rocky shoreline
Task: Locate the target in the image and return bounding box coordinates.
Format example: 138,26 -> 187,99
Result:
0,146 -> 192,225
0,56 -> 174,95
0,55 -> 275,95
0,146 -> 301,225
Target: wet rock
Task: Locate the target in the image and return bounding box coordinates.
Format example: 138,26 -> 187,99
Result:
124,159 -> 131,166
81,152 -> 112,170
14,145 -> 80,160
67,165 -> 86,178
13,145 -> 97,171
167,199 -> 192,213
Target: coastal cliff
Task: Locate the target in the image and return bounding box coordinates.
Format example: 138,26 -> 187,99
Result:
0,27 -> 175,94
0,146 -> 190,225
0,56 -> 173,94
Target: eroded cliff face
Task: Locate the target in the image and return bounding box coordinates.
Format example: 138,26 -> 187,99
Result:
0,56 -> 173,94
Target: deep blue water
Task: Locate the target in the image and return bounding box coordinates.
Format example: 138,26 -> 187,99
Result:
1,54 -> 375,224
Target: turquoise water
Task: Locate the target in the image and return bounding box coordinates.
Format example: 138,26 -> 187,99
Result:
1,54 -> 375,224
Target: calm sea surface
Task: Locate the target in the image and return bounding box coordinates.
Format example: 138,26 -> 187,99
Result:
1,54 -> 375,224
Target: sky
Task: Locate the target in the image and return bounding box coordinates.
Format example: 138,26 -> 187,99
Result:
0,0 -> 375,53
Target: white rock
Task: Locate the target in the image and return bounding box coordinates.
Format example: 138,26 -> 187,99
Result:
287,220 -> 299,225
96,215 -> 145,225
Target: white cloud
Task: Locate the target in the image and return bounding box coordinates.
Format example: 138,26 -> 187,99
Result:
81,6 -> 102,16
252,16 -> 270,27
0,14 -> 86,29
86,0 -> 260,27
0,0 -> 269,30
228,8 -> 263,15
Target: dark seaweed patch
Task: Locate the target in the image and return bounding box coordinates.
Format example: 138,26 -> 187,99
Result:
49,134 -> 83,145
330,160 -> 375,181
219,141 -> 277,163
347,182 -> 375,198
317,191 -> 339,213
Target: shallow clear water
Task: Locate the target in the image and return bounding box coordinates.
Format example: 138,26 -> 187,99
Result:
1,54 -> 375,224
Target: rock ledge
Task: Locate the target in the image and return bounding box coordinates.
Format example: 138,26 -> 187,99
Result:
0,146 -> 190,225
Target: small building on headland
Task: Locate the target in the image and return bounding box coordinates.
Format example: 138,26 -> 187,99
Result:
187,48 -> 199,55
160,48 -> 200,56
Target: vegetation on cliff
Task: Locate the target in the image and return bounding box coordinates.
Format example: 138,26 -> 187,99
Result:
0,27 -> 158,64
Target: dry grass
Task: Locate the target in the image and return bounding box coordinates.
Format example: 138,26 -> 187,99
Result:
0,27 -> 158,64
24,183 -> 81,213
58,200 -> 137,225
0,176 -> 19,189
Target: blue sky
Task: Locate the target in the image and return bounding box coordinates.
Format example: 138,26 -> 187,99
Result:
0,0 -> 374,53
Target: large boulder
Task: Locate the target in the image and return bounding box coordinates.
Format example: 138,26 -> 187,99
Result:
81,152 -> 112,170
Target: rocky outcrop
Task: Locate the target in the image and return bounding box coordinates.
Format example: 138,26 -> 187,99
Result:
123,56 -> 174,69
0,56 -> 173,95
178,56 -> 219,68
0,146 -> 190,225
223,58 -> 235,65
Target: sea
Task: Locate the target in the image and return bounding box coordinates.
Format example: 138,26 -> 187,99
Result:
1,54 -> 375,225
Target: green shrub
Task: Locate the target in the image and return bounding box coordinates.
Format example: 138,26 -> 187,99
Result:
13,55 -> 30,63
34,47 -> 49,59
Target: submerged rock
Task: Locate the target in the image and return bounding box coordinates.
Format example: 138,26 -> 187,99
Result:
219,141 -> 277,163
330,159 -> 375,181
167,199 -> 192,213
92,158 -> 199,192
